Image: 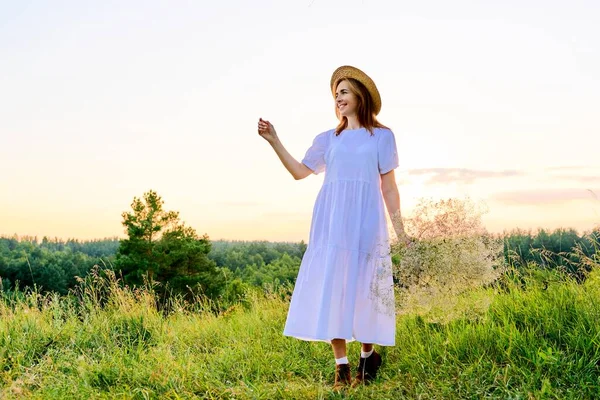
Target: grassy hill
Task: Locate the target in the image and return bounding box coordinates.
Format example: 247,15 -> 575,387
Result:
1,268 -> 599,399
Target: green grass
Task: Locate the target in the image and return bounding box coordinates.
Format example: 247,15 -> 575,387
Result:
1,269 -> 600,399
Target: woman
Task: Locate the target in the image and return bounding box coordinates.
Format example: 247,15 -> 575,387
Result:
257,65 -> 409,389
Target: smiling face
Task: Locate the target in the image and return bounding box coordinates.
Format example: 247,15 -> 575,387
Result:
332,76 -> 385,135
335,79 -> 359,118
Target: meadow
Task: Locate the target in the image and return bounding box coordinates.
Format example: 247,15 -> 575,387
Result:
1,264 -> 599,399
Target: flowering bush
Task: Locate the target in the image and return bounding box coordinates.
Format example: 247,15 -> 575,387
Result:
391,197 -> 505,321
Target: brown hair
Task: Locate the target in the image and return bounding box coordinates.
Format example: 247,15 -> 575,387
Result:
334,78 -> 389,136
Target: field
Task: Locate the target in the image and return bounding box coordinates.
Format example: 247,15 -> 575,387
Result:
1,267 -> 599,399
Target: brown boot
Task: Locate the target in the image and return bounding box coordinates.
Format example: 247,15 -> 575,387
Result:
333,363 -> 352,390
352,350 -> 382,387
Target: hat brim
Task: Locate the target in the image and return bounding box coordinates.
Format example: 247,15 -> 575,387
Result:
330,65 -> 381,115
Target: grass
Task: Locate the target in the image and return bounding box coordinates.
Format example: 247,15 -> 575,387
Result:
1,268 -> 600,399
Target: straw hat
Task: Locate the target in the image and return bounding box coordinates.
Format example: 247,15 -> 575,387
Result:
330,65 -> 382,115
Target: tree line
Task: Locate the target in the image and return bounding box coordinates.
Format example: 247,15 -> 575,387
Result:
0,191 -> 307,298
504,227 -> 599,279
0,190 -> 598,298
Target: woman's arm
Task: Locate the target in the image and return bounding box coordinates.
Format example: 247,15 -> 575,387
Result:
258,118 -> 313,180
381,169 -> 409,242
270,139 -> 314,180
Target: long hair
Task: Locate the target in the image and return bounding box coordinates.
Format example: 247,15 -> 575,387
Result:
334,78 -> 389,136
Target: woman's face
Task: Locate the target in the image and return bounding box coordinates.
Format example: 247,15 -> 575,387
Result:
335,80 -> 359,118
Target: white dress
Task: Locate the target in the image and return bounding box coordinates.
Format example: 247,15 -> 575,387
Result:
283,127 -> 399,346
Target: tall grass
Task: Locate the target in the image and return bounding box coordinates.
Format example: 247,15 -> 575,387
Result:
1,262 -> 599,398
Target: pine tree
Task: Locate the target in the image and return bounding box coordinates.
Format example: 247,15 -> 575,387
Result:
115,190 -> 223,298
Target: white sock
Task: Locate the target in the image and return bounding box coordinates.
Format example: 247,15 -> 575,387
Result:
335,356 -> 349,365
360,348 -> 374,358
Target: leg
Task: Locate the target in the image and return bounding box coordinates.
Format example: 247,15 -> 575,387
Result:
352,342 -> 382,387
331,338 -> 347,359
331,338 -> 351,389
361,342 -> 373,353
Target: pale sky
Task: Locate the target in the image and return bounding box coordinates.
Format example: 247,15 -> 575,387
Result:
1,0 -> 599,242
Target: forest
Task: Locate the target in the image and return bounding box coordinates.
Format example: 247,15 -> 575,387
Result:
1,227 -> 598,298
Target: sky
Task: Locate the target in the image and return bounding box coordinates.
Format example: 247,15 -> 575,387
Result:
1,0 -> 599,242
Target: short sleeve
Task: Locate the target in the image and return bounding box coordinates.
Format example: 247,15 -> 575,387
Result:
301,130 -> 330,175
377,129 -> 399,174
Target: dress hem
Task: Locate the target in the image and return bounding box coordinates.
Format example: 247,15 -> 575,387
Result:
283,331 -> 395,347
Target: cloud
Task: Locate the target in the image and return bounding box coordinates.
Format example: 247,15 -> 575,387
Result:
491,188 -> 599,205
408,168 -> 523,184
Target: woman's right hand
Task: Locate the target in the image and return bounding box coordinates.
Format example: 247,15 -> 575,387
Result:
257,118 -> 278,144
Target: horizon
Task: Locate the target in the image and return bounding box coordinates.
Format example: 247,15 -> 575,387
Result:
2,219 -> 599,244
